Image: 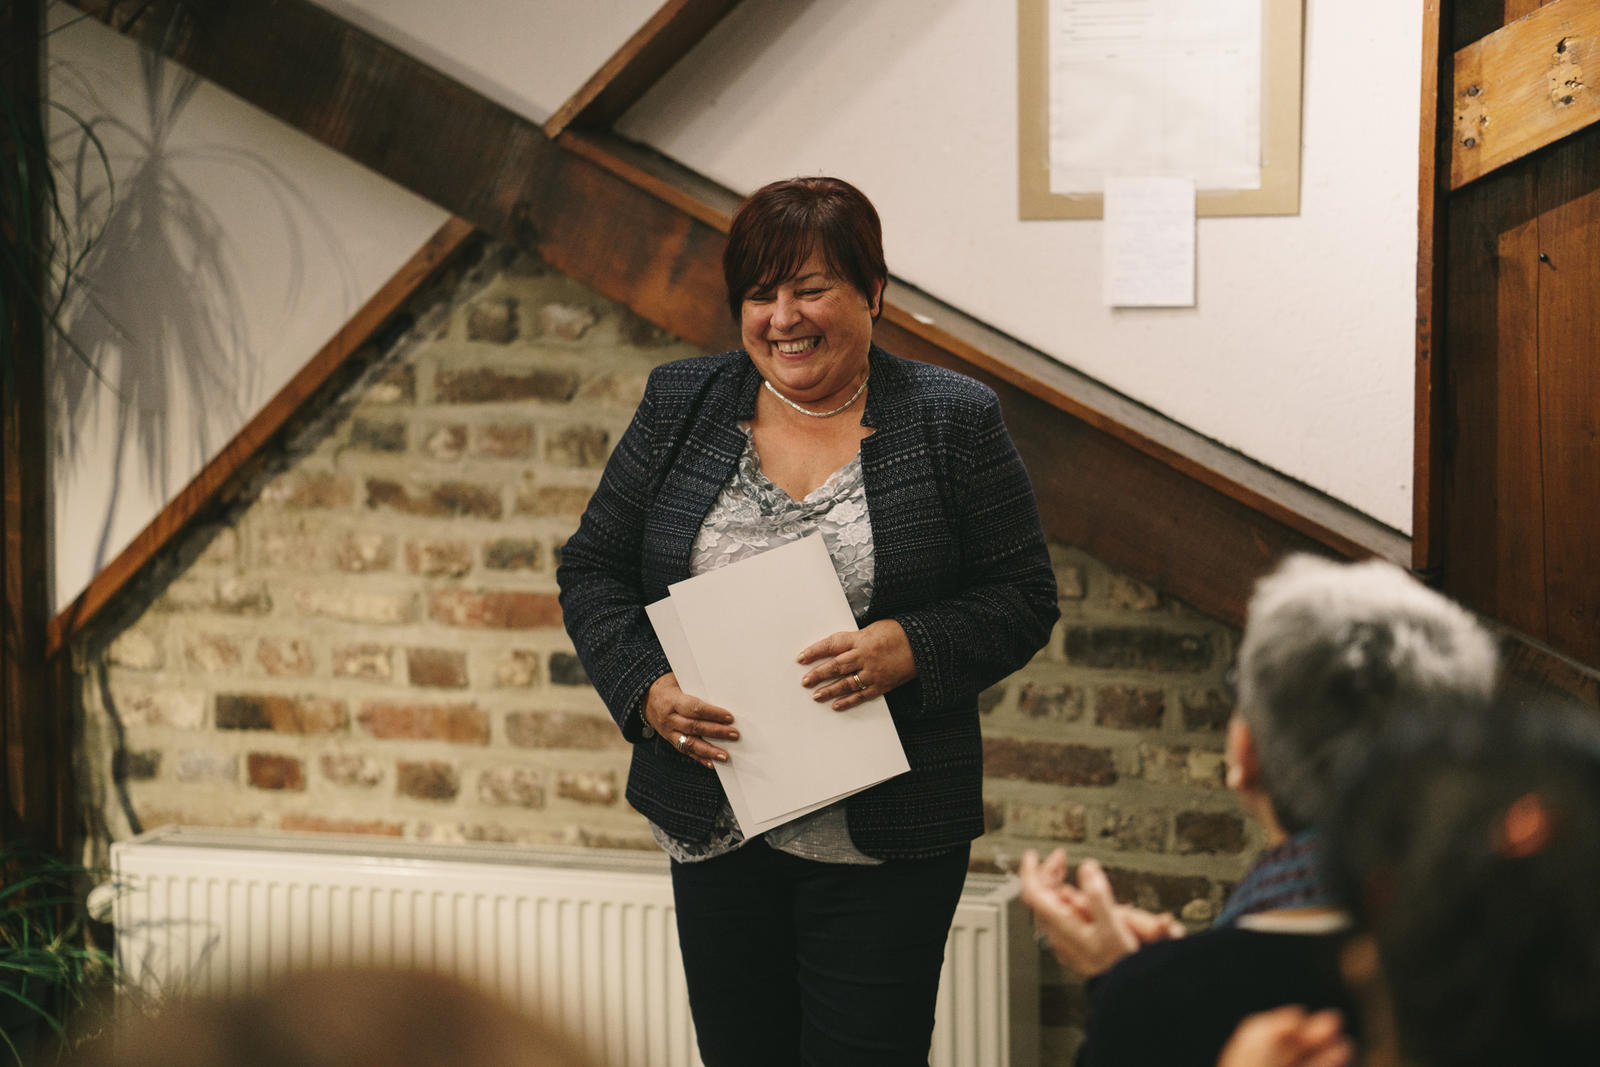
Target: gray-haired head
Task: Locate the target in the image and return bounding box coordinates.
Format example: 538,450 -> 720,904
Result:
1236,553 -> 1499,833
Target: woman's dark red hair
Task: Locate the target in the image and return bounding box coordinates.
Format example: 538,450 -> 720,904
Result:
722,177 -> 887,320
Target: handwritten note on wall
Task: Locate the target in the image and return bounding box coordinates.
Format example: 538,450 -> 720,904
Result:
1102,176 -> 1196,307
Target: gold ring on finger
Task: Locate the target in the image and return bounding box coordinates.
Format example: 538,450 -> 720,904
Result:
852,672 -> 866,693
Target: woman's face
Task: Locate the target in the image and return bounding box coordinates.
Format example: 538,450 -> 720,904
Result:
740,250 -> 882,407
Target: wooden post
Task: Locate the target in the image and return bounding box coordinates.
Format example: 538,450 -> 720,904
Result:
1,0 -> 67,850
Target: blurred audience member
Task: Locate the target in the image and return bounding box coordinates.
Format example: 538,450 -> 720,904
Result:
67,968 -> 601,1067
1324,702 -> 1600,1067
1020,553 -> 1498,1066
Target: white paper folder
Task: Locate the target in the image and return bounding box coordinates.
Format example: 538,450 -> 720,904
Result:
646,534 -> 909,832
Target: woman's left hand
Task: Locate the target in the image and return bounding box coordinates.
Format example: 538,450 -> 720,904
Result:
798,620 -> 917,709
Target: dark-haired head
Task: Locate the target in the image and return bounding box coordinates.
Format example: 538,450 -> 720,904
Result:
1325,703 -> 1600,1066
723,177 -> 887,320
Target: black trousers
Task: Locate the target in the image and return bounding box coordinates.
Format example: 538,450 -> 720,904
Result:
669,840 -> 971,1067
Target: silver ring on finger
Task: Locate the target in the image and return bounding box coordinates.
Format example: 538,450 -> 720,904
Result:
676,732 -> 691,751
852,672 -> 867,693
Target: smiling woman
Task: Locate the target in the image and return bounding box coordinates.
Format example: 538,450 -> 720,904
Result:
557,176 -> 1060,1067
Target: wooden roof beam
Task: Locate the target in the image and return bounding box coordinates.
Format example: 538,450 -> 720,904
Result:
543,0 -> 745,140
1451,0 -> 1600,188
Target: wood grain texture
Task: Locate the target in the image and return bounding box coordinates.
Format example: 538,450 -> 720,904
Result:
2,0 -> 69,849
1442,158 -> 1547,637
45,218 -> 478,654
1451,0 -> 1600,188
1532,127 -> 1600,664
75,0 -> 1600,707
542,0 -> 743,139
1415,0 -> 1447,572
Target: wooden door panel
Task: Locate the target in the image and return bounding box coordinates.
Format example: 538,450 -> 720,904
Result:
1534,126 -> 1600,662
1443,159 -> 1548,637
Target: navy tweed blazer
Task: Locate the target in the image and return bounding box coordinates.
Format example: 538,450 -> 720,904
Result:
557,345 -> 1059,859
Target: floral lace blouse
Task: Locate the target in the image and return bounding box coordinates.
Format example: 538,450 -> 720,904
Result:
649,425 -> 881,866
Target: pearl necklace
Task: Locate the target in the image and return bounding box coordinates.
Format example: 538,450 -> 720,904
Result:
763,370 -> 869,418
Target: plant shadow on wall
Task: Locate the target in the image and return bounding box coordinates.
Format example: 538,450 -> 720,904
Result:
48,7 -> 356,578
44,4 -> 357,846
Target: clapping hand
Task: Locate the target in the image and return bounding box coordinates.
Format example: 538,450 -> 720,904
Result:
1217,1007 -> 1353,1067
1017,847 -> 1186,978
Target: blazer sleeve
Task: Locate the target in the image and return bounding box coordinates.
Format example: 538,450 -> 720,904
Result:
891,393 -> 1059,715
555,380 -> 673,743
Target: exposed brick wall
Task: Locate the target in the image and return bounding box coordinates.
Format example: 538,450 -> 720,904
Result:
74,245 -> 1247,1062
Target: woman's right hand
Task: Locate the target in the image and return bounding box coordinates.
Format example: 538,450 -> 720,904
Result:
643,673 -> 738,770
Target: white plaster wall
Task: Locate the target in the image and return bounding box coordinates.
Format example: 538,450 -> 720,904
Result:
308,0 -> 668,122
47,12 -> 449,613
614,0 -> 1420,532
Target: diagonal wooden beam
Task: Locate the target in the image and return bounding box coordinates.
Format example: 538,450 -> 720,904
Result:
1451,0 -> 1600,188
542,0 -> 744,140
65,0 -> 1400,628
64,0 -> 1600,708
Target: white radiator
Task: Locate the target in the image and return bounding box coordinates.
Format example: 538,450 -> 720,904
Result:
112,826 -> 1038,1067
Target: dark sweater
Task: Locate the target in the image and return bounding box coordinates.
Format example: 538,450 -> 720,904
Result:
1076,925 -> 1356,1067
557,346 -> 1059,858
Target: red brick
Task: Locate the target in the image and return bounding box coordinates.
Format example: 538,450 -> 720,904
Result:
430,590 -> 562,630
1005,801 -> 1088,842
217,694 -> 347,733
1104,809 -> 1168,852
175,750 -> 236,783
257,637 -> 314,677
483,538 -> 542,572
358,701 -> 489,744
544,425 -> 610,467
280,815 -> 404,836
397,761 -> 460,801
1106,574 -> 1161,611
1094,686 -> 1166,730
983,738 -> 1117,786
184,634 -> 243,673
319,754 -> 384,789
216,579 -> 273,615
477,766 -> 542,808
1180,688 -> 1234,732
335,531 -> 395,572
120,750 -> 162,781
366,364 -> 415,404
366,478 -> 502,519
406,647 -> 469,689
405,539 -> 474,577
504,711 -> 622,750
1175,811 -> 1248,855
1102,867 -> 1217,915
465,297 -> 519,343
494,649 -> 540,687
1063,627 -> 1213,672
423,424 -> 468,461
536,302 -> 598,340
348,417 -> 407,453
555,770 -> 618,805
476,423 -> 534,458
435,367 -> 579,403
514,485 -> 593,519
108,628 -> 164,670
262,470 -> 354,510
547,652 -> 589,686
1017,682 -> 1085,721
247,753 -> 305,791
333,643 -> 393,680
1139,743 -> 1227,789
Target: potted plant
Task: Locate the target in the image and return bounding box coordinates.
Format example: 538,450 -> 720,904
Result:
0,847 -> 117,1065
